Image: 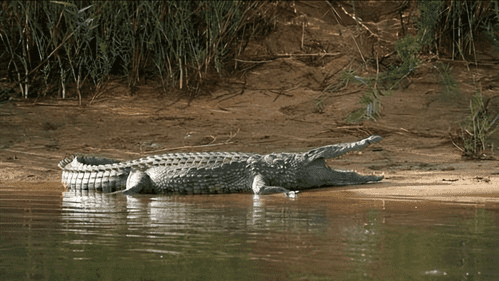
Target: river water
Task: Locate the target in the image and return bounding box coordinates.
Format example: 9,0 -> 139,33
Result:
1,183 -> 499,280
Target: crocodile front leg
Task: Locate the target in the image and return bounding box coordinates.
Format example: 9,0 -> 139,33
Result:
252,174 -> 298,197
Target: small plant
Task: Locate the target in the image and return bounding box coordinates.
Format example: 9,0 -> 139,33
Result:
341,28 -> 420,124
416,0 -> 444,49
314,95 -> 325,113
437,62 -> 461,102
0,88 -> 17,104
345,86 -> 383,123
341,69 -> 393,123
394,34 -> 421,73
456,92 -> 499,158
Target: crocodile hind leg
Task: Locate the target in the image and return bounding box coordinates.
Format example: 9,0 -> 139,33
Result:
118,170 -> 154,195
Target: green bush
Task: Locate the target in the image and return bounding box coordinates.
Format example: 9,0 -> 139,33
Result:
418,0 -> 499,59
459,92 -> 499,158
343,0 -> 499,124
0,1 -> 276,101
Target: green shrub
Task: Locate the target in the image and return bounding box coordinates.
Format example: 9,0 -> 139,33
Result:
437,62 -> 461,102
0,1 -> 276,100
459,92 -> 499,158
418,0 -> 498,60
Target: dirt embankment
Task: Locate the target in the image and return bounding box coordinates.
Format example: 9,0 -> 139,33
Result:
2,1 -> 499,202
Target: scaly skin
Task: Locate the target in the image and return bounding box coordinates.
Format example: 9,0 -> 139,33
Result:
59,135 -> 383,196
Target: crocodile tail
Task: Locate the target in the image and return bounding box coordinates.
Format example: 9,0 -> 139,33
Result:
59,156 -> 129,191
58,155 -> 120,169
58,157 -> 74,169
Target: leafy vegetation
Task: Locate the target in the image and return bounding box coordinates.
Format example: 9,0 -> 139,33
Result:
341,70 -> 386,123
342,14 -> 423,123
342,33 -> 420,124
457,93 -> 499,158
0,1 -> 276,102
342,0 -> 499,132
437,62 -> 461,102
435,62 -> 498,158
418,0 -> 497,60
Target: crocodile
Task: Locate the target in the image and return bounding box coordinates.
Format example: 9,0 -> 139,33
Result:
59,135 -> 383,196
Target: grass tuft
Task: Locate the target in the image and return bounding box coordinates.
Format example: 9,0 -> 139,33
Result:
456,92 -> 499,158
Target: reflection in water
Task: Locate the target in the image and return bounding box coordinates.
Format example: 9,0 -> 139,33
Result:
1,185 -> 499,280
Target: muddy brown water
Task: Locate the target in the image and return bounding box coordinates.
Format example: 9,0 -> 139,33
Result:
1,183 -> 499,280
